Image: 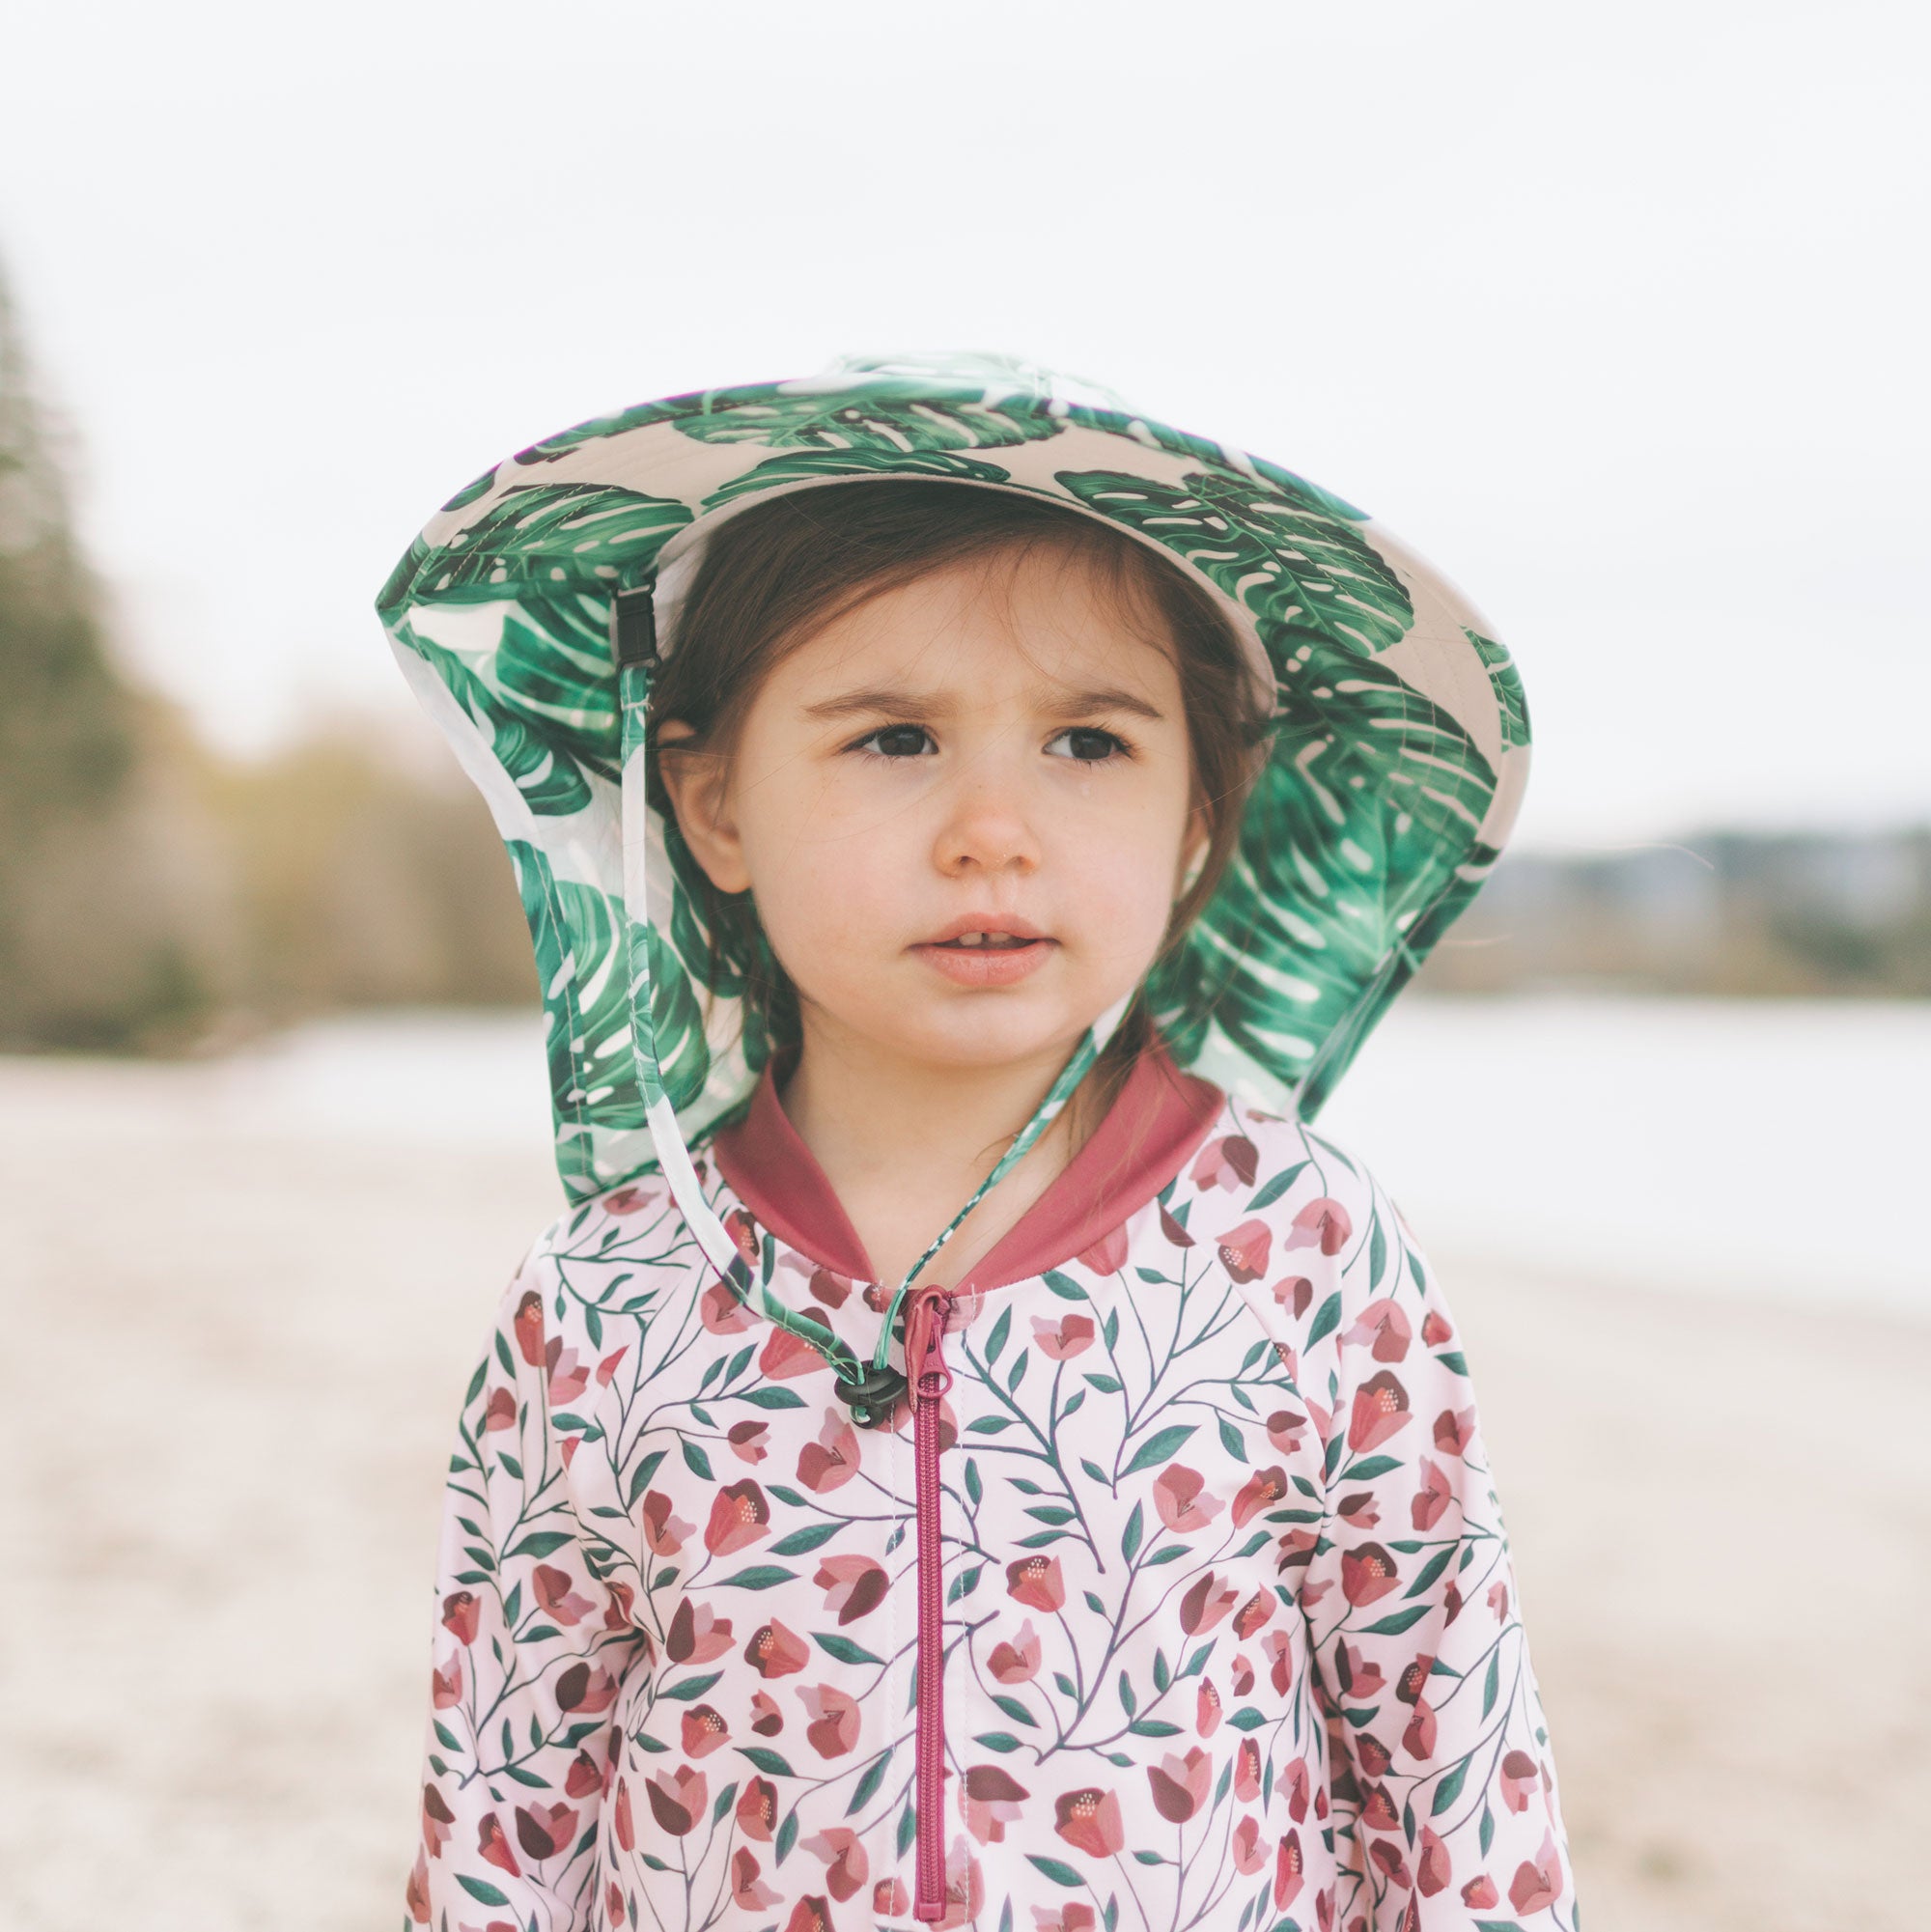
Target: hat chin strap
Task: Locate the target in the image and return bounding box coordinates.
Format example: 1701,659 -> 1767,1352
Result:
613,583 -> 1133,1408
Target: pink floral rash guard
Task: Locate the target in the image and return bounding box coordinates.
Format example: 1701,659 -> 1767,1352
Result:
403,1043 -> 1581,1932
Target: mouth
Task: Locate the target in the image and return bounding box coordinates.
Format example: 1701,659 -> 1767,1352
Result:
929,933 -> 1046,951
911,927 -> 1056,986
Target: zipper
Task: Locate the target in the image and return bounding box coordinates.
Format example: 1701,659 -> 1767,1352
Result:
907,1284 -> 954,1922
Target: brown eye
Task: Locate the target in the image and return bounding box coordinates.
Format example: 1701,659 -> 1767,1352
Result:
1047,727 -> 1132,764
853,724 -> 935,759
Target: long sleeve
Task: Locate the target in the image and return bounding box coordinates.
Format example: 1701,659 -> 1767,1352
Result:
1295,1160 -> 1580,1930
404,1242 -> 647,1930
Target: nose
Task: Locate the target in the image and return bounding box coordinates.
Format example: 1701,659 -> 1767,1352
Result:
930,742 -> 1043,878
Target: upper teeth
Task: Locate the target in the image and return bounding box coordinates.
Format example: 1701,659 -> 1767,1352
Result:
953,932 -> 1025,947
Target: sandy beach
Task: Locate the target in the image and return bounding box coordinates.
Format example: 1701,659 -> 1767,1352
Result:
1,1048 -> 1925,1931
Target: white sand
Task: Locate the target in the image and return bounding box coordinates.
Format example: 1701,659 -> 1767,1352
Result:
1,1052 -> 1924,1930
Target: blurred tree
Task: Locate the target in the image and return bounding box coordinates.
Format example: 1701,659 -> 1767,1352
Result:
0,255 -> 230,1050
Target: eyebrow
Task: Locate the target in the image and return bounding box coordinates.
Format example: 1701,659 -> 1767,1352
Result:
798,684 -> 1168,725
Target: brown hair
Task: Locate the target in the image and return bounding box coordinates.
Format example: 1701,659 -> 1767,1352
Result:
645,479 -> 1273,1156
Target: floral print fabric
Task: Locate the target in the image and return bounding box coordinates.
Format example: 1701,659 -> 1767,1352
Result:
405,1089 -> 1579,1931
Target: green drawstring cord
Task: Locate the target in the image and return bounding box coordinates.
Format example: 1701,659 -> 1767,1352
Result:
613,577 -> 1132,1427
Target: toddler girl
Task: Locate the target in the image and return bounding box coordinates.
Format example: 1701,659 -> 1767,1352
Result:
379,352 -> 1579,1932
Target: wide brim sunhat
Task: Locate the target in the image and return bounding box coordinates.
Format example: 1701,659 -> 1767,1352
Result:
375,350 -> 1529,1354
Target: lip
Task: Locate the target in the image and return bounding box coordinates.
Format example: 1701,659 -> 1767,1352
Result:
910,915 -> 1055,989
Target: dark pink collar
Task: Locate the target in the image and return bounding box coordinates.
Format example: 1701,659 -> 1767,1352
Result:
709,1038 -> 1225,1292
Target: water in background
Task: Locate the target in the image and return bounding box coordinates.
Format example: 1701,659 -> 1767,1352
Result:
206,994 -> 1930,1322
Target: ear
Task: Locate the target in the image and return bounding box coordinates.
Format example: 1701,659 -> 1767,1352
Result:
655,718 -> 752,894
1175,803 -> 1211,899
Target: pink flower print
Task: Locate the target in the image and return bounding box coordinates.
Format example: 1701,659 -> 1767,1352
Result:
641,1490 -> 695,1556
405,1848 -> 431,1922
799,1682 -> 862,1757
737,1778 -> 777,1840
483,1385 -> 517,1432
1054,1787 -> 1125,1859
749,1689 -> 782,1734
962,1766 -> 1028,1845
606,1881 -> 627,1923
551,1664 -> 618,1714
1232,1732 -> 1262,1801
1195,1674 -> 1223,1736
421,1782 -> 454,1858
802,1823 -> 870,1898
1336,1638 -> 1383,1699
1006,1554 -> 1066,1611
1338,1490 -> 1381,1531
1285,1196 -> 1352,1257
745,1617 -> 811,1678
594,1345 -> 629,1386
1159,1200 -> 1195,1247
1179,1570 -> 1241,1636
646,1763 -> 709,1835
1342,1296 -> 1412,1362
1154,1463 -> 1222,1533
987,1618 -> 1042,1684
1403,1694 -> 1439,1761
544,1338 -> 588,1406
727,1416 -> 771,1463
1033,1311 -> 1096,1359
1192,1134 -> 1257,1191
531,1562 -> 595,1627
1411,1457 -> 1453,1530
1216,1218 -> 1272,1282
602,1183 -> 658,1216
440,1591 -> 479,1646
722,1207 -> 760,1268
1231,1586 -> 1275,1640
1231,1465 -> 1288,1529
704,1479 -> 770,1555
1265,1408 -> 1307,1454
807,1265 -> 854,1308
1499,1749 -> 1542,1812
1348,1369 -> 1411,1453
602,1576 -> 636,1631
1042,1908 -> 1097,1932
1257,1626 -> 1298,1697
1432,1405 -> 1474,1456
667,1597 -> 737,1665
1282,1753 -> 1312,1822
1273,1828 -> 1306,1909
1340,1543 -> 1402,1608
564,1749 -> 603,1799
798,1411 -> 862,1493
871,1877 -> 912,1918
700,1277 -> 757,1332
430,1652 -> 462,1707
513,1290 -> 545,1367
1487,1578 -> 1511,1622
759,1326 -> 832,1380
1421,1304 -> 1454,1346
1147,1744 -> 1212,1823
1416,1824 -> 1452,1895
1462,1873 -> 1500,1908
813,1553 -> 888,1626
477,1810 -> 519,1874
1367,1836 -> 1413,1890
1231,1812 -> 1265,1873
1272,1274 -> 1314,1320
1509,1829 -> 1564,1914
682,1704 -> 731,1757
1076,1221 -> 1129,1275
735,1846 -> 785,1912
515,1799 -> 578,1863
1230,1652 -> 1256,1696
612,1778 -> 634,1850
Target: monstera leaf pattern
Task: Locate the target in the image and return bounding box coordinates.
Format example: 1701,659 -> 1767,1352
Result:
402,1097 -> 1580,1930
378,351 -> 1531,1202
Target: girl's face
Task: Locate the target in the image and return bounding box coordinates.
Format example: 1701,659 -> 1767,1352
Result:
658,545 -> 1208,1078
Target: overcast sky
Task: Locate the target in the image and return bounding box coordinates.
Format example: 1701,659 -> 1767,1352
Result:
2,0 -> 1922,855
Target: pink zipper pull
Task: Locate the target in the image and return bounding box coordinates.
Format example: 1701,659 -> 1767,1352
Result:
910,1285 -> 953,1921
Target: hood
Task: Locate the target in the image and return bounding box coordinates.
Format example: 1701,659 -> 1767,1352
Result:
375,350 -> 1529,1327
